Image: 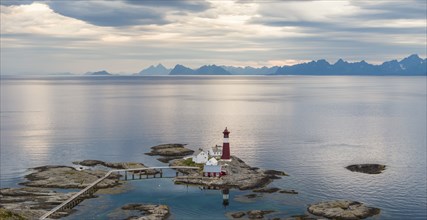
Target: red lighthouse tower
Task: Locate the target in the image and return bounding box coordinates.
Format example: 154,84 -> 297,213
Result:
221,127 -> 231,160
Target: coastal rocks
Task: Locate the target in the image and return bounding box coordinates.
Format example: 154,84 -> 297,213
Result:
0,187 -> 74,219
228,210 -> 275,219
346,164 -> 386,174
174,156 -> 276,190
0,208 -> 25,220
308,200 -> 380,220
122,203 -> 170,220
21,165 -> 120,189
73,160 -> 158,175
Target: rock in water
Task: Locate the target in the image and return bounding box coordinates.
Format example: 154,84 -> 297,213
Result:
122,203 -> 170,220
308,200 -> 380,219
252,187 -> 280,193
145,144 -> 194,157
346,164 -> 386,174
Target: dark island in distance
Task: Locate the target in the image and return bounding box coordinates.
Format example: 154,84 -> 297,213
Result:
83,54 -> 426,76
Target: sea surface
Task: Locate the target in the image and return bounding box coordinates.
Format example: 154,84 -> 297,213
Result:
1,75 -> 426,219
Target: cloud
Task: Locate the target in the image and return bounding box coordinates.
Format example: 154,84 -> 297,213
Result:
47,1 -> 169,27
124,0 -> 211,12
1,0 -> 426,74
1,0 -> 211,27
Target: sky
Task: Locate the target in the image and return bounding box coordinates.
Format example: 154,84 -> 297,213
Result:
1,0 -> 426,74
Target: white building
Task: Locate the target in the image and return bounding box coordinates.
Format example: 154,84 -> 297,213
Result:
192,149 -> 208,164
209,145 -> 222,158
206,157 -> 218,166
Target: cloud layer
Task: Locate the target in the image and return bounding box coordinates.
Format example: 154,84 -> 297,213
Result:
1,0 -> 426,74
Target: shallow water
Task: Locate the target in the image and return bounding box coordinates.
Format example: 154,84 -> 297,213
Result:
1,76 -> 426,219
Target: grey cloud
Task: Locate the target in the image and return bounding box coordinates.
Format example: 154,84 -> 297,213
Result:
47,1 -> 168,26
0,0 -> 35,6
124,0 -> 211,12
351,0 -> 426,20
1,0 -> 211,27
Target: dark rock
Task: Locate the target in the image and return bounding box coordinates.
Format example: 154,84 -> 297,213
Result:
264,170 -> 288,176
253,187 -> 280,193
346,164 -> 386,174
157,156 -> 183,163
231,211 -> 246,218
245,194 -> 259,198
247,210 -> 275,219
279,189 -> 298,194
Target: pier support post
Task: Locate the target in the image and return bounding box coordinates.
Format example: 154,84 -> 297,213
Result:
160,169 -> 163,178
132,173 -> 134,180
125,171 -> 127,180
176,171 -> 179,177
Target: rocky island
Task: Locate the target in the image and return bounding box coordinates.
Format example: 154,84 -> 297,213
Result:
346,164 -> 386,174
145,144 -> 195,163
308,200 -> 380,220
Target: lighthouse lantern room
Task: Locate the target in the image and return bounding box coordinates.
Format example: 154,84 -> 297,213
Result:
221,127 -> 231,160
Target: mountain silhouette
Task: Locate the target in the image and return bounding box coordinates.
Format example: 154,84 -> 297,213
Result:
274,54 -> 426,75
169,64 -> 231,75
138,64 -> 170,75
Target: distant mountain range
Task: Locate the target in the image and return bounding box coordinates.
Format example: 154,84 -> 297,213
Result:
85,70 -> 112,76
84,54 -> 426,76
169,64 -> 231,75
274,54 -> 426,75
137,64 -> 170,75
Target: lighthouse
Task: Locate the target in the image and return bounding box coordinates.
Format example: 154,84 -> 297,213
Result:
221,127 -> 231,160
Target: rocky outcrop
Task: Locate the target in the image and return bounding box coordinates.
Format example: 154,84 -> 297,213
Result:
0,187 -> 75,219
308,200 -> 380,219
252,187 -> 280,193
73,160 -> 158,175
122,203 -> 170,220
145,144 -> 194,157
21,166 -> 120,189
228,210 -> 275,219
0,208 -> 26,220
346,164 -> 386,174
279,189 -> 298,194
145,144 -> 194,163
173,156 -> 280,190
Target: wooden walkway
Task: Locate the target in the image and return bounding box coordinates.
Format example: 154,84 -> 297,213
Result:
39,166 -> 199,220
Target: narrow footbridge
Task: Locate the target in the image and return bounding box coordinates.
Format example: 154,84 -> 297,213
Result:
39,166 -> 199,220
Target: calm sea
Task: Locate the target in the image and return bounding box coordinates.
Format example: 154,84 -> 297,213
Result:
1,76 -> 426,219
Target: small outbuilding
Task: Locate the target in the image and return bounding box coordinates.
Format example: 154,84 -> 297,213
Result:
206,157 -> 218,166
203,165 -> 222,177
